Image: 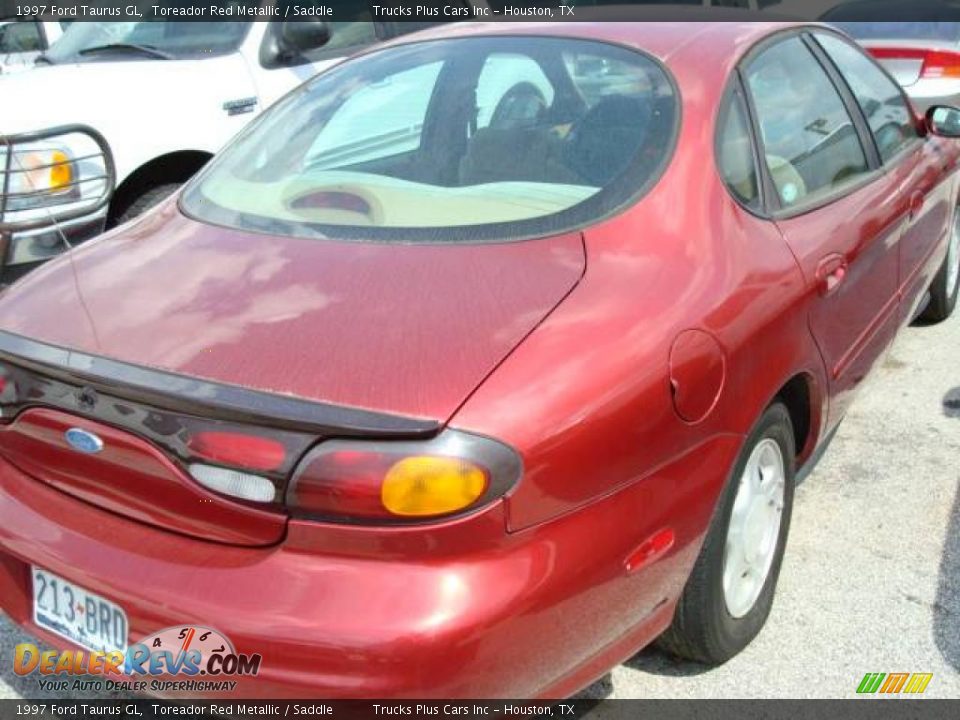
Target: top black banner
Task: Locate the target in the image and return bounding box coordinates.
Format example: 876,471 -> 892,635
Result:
3,0 -> 960,23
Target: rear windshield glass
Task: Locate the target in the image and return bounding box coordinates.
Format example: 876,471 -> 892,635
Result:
833,22 -> 960,42
180,36 -> 678,243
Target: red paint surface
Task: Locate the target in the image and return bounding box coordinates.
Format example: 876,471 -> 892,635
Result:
0,207 -> 584,422
0,434 -> 736,697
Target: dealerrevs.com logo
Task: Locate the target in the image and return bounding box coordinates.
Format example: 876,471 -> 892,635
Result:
14,625 -> 262,693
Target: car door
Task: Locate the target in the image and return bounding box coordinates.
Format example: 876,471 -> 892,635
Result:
813,30 -> 959,324
742,33 -> 905,428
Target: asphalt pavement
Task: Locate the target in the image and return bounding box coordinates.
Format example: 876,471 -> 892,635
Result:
1,308 -> 958,700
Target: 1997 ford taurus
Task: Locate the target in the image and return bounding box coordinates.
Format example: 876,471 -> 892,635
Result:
0,21 -> 957,697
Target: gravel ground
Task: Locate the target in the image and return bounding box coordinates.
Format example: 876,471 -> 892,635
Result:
0,309 -> 957,701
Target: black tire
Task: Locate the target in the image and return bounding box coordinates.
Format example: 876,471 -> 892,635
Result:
658,402 -> 796,665
114,184 -> 181,226
919,209 -> 959,323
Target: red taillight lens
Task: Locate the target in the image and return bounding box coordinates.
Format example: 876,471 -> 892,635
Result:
920,49 -> 960,78
287,430 -> 521,523
869,47 -> 960,79
187,431 -> 286,472
921,49 -> 960,78
291,449 -> 399,519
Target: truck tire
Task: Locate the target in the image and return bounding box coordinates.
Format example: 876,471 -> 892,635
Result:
115,184 -> 181,225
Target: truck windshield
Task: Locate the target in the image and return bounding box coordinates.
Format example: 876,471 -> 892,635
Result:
45,22 -> 251,62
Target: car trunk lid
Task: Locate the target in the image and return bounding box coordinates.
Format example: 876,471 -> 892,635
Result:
0,201 -> 585,421
0,203 -> 585,544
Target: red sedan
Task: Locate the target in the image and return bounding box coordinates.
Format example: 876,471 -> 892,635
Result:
0,21 -> 957,698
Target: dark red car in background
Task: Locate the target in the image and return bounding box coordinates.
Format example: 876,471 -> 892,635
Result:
0,21 -> 957,697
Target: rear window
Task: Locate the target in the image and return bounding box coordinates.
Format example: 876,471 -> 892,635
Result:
181,36 -> 678,243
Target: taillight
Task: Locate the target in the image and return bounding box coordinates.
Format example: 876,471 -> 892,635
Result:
920,49 -> 960,79
188,463 -> 277,503
187,431 -> 286,471
178,424 -> 310,505
869,47 -> 960,79
185,432 -> 288,502
287,430 -> 522,523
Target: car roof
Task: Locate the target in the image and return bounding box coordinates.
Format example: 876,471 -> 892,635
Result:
380,15 -> 804,64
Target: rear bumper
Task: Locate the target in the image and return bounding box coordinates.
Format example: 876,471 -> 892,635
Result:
0,437 -> 738,698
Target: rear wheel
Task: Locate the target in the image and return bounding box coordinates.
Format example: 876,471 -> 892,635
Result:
658,402 -> 795,664
920,206 -> 960,323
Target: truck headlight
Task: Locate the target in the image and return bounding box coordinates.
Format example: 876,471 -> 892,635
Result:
0,126 -> 114,231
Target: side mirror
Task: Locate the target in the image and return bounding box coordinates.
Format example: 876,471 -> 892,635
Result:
926,105 -> 960,138
280,20 -> 331,54
260,20 -> 331,69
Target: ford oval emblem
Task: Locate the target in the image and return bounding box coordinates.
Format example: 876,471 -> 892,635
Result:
64,428 -> 104,455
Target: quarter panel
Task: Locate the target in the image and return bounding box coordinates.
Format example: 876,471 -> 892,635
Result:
451,48 -> 818,530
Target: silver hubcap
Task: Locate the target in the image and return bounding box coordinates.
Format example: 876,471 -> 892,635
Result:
723,438 -> 785,619
947,211 -> 960,299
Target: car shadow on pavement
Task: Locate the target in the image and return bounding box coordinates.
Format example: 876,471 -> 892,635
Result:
572,672 -> 614,700
621,644 -> 712,677
935,388 -> 960,672
944,387 -> 960,419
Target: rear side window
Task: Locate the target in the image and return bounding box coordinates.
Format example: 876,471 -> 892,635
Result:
717,87 -> 760,210
815,32 -> 920,163
182,36 -> 679,243
745,36 -> 870,210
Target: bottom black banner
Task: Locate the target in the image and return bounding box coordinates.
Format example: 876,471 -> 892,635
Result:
0,700 -> 958,720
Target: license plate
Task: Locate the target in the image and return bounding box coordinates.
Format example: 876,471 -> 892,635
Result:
32,566 -> 127,654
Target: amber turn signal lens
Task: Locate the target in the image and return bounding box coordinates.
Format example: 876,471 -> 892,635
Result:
48,151 -> 73,189
21,150 -> 73,193
381,456 -> 488,517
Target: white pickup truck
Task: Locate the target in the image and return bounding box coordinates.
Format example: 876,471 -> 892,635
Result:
0,10 -> 467,280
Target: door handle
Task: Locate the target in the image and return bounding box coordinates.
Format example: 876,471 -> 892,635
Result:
909,191 -> 926,220
815,254 -> 848,297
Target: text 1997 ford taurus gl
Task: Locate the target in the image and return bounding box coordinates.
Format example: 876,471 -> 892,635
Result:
0,21 -> 957,697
